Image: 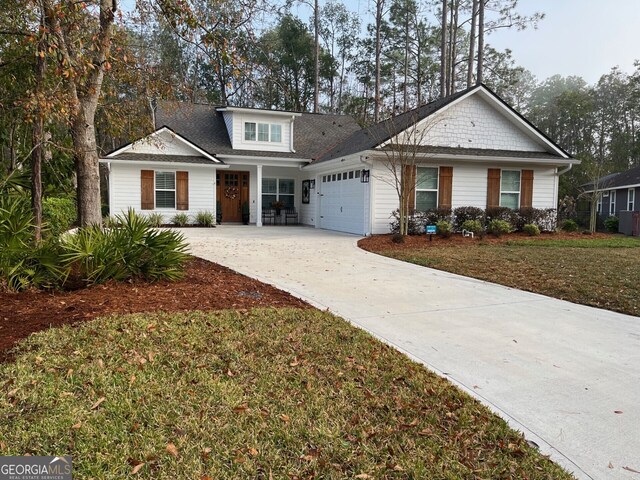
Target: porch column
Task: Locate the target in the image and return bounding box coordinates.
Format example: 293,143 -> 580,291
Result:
256,164 -> 263,227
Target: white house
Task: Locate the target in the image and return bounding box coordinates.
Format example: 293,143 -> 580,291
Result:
100,85 -> 579,235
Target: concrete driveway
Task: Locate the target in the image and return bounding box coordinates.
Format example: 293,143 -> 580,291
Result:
182,226 -> 640,480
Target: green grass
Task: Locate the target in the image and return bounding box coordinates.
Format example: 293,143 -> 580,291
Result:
0,309 -> 572,479
505,237 -> 640,248
374,236 -> 640,316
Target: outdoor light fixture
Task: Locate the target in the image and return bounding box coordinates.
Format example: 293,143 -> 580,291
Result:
361,169 -> 370,183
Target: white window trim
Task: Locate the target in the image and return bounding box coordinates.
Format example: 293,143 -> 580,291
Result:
262,177 -> 295,207
155,171 -> 176,210
244,121 -> 284,144
610,190 -> 616,215
628,188 -> 635,211
415,166 -> 439,211
597,195 -> 602,214
500,169 -> 521,209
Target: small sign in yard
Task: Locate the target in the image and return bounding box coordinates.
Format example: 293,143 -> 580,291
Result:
426,224 -> 436,241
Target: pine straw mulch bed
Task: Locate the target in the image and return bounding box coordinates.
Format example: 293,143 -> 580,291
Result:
0,257 -> 308,363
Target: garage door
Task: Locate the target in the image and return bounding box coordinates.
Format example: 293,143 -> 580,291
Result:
319,169 -> 368,235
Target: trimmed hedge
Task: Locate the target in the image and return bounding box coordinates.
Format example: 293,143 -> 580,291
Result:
390,206 -> 557,235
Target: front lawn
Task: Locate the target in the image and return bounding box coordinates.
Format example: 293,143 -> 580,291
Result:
360,233 -> 640,317
0,309 -> 572,479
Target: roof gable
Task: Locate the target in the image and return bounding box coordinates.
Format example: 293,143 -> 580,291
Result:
316,85 -> 572,163
106,126 -> 221,163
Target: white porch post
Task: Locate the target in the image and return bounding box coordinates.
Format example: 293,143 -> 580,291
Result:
256,164 -> 263,227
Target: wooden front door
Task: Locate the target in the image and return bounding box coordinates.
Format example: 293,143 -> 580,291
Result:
217,171 -> 249,222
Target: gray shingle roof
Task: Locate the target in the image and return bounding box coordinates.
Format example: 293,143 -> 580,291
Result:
109,153 -> 216,165
154,102 -> 361,160
315,87 -> 474,162
587,165 -> 640,190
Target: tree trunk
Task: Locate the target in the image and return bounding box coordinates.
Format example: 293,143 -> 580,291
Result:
72,102 -> 103,226
403,10 -> 409,112
374,0 -> 383,122
31,3 -> 46,243
467,0 -> 478,88
449,0 -> 459,95
476,0 -> 484,85
313,0 -> 320,113
439,0 -> 447,98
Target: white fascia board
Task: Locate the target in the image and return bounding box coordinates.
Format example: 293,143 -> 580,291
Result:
99,158 -> 227,169
302,152 -> 372,172
106,126 -> 221,163
474,88 -> 570,158
217,155 -> 309,167
583,183 -> 640,194
368,151 -> 578,166
216,107 -> 302,118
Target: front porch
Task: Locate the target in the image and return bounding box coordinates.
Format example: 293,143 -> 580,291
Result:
215,163 -> 316,227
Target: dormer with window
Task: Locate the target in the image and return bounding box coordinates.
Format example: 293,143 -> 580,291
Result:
218,107 -> 302,153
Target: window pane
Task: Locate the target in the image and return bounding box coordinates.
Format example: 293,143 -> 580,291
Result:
279,178 -> 295,194
355,170 -> 360,178
245,122 -> 256,141
349,171 -> 354,179
280,194 -> 294,208
155,171 -> 175,190
270,124 -> 282,142
500,192 -> 519,209
258,123 -> 269,142
156,191 -> 175,209
262,178 -> 277,194
416,167 -> 438,190
262,194 -> 277,208
416,191 -> 437,211
501,170 -> 520,192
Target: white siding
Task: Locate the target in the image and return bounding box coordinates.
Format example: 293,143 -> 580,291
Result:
371,162 -> 400,234
299,176 -> 317,226
416,94 -> 545,152
128,130 -> 200,156
232,113 -> 292,153
370,160 -> 559,234
109,162 -> 216,224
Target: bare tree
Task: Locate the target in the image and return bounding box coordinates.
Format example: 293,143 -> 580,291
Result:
373,111 -> 447,235
476,0 -> 484,84
579,161 -> 614,232
439,0 -> 448,98
467,0 -> 478,88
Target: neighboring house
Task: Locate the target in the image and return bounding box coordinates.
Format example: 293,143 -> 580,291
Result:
584,165 -> 640,235
100,84 -> 579,235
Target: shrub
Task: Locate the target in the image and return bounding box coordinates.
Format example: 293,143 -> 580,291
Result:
171,213 -> 190,227
435,220 -> 452,238
561,219 -> 579,232
62,209 -> 189,285
391,233 -> 405,243
389,209 -> 422,235
484,207 -> 513,226
453,206 -> 484,231
103,215 -> 121,229
195,210 -> 215,227
42,197 -> 76,237
487,219 -> 512,237
146,213 -> 164,227
523,223 -> 540,236
603,216 -> 619,232
418,208 -> 452,226
461,219 -> 483,234
0,196 -> 67,291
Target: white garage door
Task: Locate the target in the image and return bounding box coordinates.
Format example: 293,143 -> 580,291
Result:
319,169 -> 368,235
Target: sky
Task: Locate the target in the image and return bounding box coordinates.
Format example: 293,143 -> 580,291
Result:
290,0 -> 640,85
486,0 -> 640,84
123,0 -> 640,85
